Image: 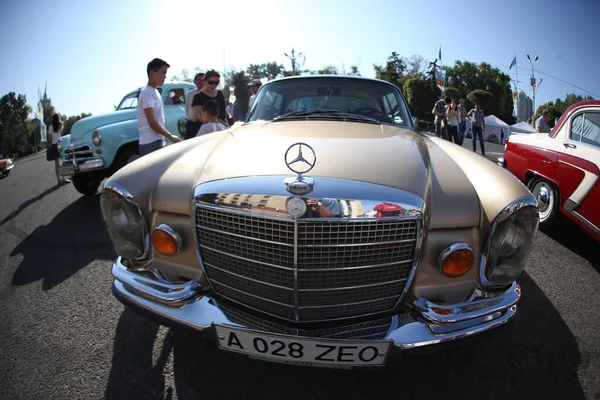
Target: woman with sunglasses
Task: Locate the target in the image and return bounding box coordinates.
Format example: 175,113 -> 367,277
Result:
191,70 -> 228,138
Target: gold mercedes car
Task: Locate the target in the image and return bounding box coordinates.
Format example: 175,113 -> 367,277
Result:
101,76 -> 539,368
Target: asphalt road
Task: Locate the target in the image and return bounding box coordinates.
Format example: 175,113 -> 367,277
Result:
1,150 -> 598,400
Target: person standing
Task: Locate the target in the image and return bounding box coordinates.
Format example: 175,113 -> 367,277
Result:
536,110 -> 551,133
47,113 -> 63,184
432,96 -> 451,140
184,72 -> 205,140
467,103 -> 486,157
500,128 -> 505,144
457,99 -> 468,145
446,100 -> 459,143
196,100 -> 228,136
137,58 -> 182,156
248,79 -> 262,110
192,70 -> 227,134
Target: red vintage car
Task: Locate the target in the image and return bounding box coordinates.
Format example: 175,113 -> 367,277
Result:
500,100 -> 600,241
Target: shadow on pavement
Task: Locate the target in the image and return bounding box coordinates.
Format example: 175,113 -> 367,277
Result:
105,272 -> 584,400
0,182 -> 65,229
541,214 -> 599,270
10,194 -> 115,291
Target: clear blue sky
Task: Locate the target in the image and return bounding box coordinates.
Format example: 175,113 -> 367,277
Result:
1,0 -> 598,118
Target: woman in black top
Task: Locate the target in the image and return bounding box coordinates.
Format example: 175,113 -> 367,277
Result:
190,70 -> 227,139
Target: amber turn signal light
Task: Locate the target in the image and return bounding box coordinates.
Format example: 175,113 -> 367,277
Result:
439,243 -> 474,278
151,225 -> 182,256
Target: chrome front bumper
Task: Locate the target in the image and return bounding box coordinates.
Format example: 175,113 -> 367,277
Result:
112,258 -> 519,352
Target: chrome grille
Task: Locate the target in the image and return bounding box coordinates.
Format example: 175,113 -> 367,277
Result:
62,144 -> 94,165
219,302 -> 392,340
196,205 -> 418,322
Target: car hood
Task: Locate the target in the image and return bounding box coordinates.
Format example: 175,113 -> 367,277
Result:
129,121 -> 481,228
69,109 -> 137,141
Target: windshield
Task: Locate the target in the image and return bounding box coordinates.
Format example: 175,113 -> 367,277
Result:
247,77 -> 413,127
116,91 -> 139,110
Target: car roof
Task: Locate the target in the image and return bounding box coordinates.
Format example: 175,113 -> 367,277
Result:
264,75 -> 401,90
550,100 -> 600,138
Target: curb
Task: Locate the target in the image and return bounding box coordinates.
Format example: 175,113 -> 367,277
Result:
14,151 -> 46,165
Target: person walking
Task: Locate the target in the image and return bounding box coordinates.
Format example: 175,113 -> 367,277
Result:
536,110 -> 551,133
47,113 -> 64,184
446,100 -> 459,143
467,103 -> 486,157
457,99 -> 468,145
137,58 -> 182,156
192,70 -> 228,134
248,79 -> 262,110
432,96 -> 451,140
184,72 -> 205,140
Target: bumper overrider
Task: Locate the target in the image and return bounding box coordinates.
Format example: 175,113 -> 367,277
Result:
59,144 -> 105,176
112,257 -> 520,366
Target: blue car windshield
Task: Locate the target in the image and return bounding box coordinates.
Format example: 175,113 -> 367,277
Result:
247,77 -> 413,127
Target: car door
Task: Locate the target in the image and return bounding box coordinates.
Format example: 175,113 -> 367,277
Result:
557,109 -> 600,235
162,86 -> 188,141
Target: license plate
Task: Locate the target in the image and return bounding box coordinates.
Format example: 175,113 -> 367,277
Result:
59,165 -> 75,176
215,325 -> 390,368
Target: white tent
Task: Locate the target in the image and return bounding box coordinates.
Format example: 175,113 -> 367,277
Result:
483,115 -> 510,143
510,121 -> 536,134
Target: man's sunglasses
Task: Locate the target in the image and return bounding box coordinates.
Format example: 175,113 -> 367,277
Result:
207,80 -> 220,86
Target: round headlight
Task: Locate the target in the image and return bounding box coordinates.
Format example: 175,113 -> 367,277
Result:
100,183 -> 148,260
480,198 -> 539,287
92,130 -> 102,146
56,140 -> 63,154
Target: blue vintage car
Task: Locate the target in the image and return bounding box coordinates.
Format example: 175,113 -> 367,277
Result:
58,82 -> 196,195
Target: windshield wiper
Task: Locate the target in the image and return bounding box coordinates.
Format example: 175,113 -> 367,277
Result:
273,109 -> 341,120
273,110 -> 380,124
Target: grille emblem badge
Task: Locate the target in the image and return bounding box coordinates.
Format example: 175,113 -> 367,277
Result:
284,143 -> 316,196
286,196 -> 307,219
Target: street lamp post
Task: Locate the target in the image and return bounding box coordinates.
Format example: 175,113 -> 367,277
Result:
527,54 -> 543,127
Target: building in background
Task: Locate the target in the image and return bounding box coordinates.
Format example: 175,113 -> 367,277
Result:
516,92 -> 533,123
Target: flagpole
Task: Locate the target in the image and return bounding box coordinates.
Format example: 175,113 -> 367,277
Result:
515,55 -> 519,122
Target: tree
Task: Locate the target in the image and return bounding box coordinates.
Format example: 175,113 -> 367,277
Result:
405,55 -> 427,79
467,90 -> 496,116
170,67 -> 206,83
316,65 -> 339,75
348,65 -> 361,76
373,52 -> 406,86
0,92 -> 31,156
43,103 -> 55,130
246,62 -> 285,81
402,78 -> 440,121
553,93 -> 594,113
443,87 -> 460,102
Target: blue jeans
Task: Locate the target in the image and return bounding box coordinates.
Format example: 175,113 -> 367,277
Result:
458,121 -> 466,145
472,126 -> 485,155
139,139 -> 164,156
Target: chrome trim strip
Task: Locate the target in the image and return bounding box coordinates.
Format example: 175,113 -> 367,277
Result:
199,244 -> 294,271
298,279 -> 406,292
298,295 -> 399,309
210,279 -> 295,309
478,197 -> 538,288
196,224 -> 295,247
394,216 -> 426,309
102,182 -> 150,261
65,150 -> 94,157
195,202 -> 294,222
298,238 -> 416,248
438,242 -> 474,277
569,210 -> 600,235
297,259 -> 412,272
151,224 -> 182,256
205,263 -> 293,291
293,221 -> 299,321
414,282 -> 521,323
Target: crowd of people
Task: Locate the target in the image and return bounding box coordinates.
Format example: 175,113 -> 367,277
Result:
137,58 -> 263,156
432,96 -> 487,157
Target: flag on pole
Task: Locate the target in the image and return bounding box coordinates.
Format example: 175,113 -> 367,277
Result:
509,56 -> 517,70
436,69 -> 446,92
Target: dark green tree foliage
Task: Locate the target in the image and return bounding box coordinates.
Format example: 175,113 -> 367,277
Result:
467,90 -> 496,115
246,62 -> 285,81
402,78 -> 440,121
374,52 -> 406,87
0,92 -> 31,156
443,87 -> 460,102
533,93 -> 594,125
446,61 -> 514,123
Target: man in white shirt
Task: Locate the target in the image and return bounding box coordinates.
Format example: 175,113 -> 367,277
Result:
185,72 -> 205,140
137,58 -> 182,156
